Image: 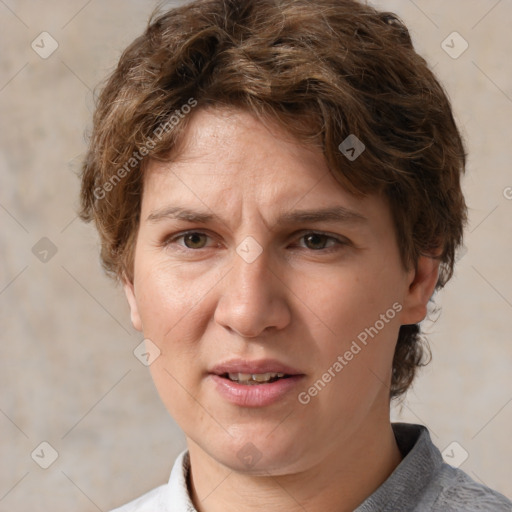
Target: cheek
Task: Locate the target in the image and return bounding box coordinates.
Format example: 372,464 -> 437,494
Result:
311,265 -> 399,333
134,258 -> 218,338
134,259 -> 215,424
309,262 -> 404,379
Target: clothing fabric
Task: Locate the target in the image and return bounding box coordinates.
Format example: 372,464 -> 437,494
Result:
110,422 -> 512,511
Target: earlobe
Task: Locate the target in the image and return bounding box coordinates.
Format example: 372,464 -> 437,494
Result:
400,256 -> 441,325
123,276 -> 143,332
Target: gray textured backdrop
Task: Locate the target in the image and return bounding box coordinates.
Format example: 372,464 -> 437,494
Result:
1,0 -> 511,510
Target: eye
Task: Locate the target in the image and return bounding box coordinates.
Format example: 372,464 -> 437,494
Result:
163,230 -> 347,253
165,231 -> 211,249
297,232 -> 345,251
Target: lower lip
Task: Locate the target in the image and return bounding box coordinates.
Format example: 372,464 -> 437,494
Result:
209,374 -> 304,407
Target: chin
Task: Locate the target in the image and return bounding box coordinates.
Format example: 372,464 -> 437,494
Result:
204,428 -> 307,475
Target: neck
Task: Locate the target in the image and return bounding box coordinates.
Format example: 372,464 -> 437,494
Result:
186,421 -> 402,512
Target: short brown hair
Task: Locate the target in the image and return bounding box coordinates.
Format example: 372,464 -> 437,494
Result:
79,0 -> 468,399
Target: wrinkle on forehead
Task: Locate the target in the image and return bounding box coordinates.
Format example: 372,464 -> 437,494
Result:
149,106 -> 324,172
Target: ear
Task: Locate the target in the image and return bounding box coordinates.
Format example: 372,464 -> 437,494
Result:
400,255 -> 441,325
123,275 -> 143,332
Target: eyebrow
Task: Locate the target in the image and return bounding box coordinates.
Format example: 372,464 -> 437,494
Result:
146,205 -> 368,226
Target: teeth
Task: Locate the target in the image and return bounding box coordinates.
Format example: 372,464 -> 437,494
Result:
227,372 -> 285,384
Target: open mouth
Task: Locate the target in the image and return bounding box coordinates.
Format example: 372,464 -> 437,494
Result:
220,372 -> 291,385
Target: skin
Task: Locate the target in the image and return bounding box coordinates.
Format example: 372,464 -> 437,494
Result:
123,107 -> 440,512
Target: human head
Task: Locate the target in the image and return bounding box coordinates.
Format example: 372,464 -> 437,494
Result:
79,0 -> 467,399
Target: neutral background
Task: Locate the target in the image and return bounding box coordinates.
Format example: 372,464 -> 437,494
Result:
1,0 -> 511,510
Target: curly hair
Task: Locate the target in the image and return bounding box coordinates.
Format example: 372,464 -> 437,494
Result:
79,0 -> 468,399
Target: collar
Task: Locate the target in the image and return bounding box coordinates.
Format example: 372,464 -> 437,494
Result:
354,423 -> 443,511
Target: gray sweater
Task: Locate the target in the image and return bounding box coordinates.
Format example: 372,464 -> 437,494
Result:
355,423 -> 511,511
111,422 -> 512,511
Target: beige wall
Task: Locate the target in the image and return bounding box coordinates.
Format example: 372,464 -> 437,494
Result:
0,0 -> 510,510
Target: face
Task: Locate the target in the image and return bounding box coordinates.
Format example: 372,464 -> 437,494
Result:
124,107 -> 438,475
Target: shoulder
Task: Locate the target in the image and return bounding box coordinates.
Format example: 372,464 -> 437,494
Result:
426,463 -> 512,511
108,484 -> 168,512
387,423 -> 511,512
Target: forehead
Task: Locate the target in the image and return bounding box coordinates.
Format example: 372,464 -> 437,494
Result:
152,107 -> 325,180
141,107 -> 389,226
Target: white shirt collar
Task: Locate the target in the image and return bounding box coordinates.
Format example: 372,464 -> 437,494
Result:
165,449 -> 197,511
109,449 -> 195,511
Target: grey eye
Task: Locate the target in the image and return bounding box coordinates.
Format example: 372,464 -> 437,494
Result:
183,232 -> 208,249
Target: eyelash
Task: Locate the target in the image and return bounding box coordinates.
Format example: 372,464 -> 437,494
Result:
162,230 -> 348,253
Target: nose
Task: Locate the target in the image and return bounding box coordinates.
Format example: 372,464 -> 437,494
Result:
214,247 -> 291,338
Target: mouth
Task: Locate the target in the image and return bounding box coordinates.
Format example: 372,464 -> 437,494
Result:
210,358 -> 304,381
219,372 -> 291,385
209,359 -> 305,407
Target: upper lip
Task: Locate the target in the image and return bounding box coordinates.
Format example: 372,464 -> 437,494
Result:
210,358 -> 304,376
